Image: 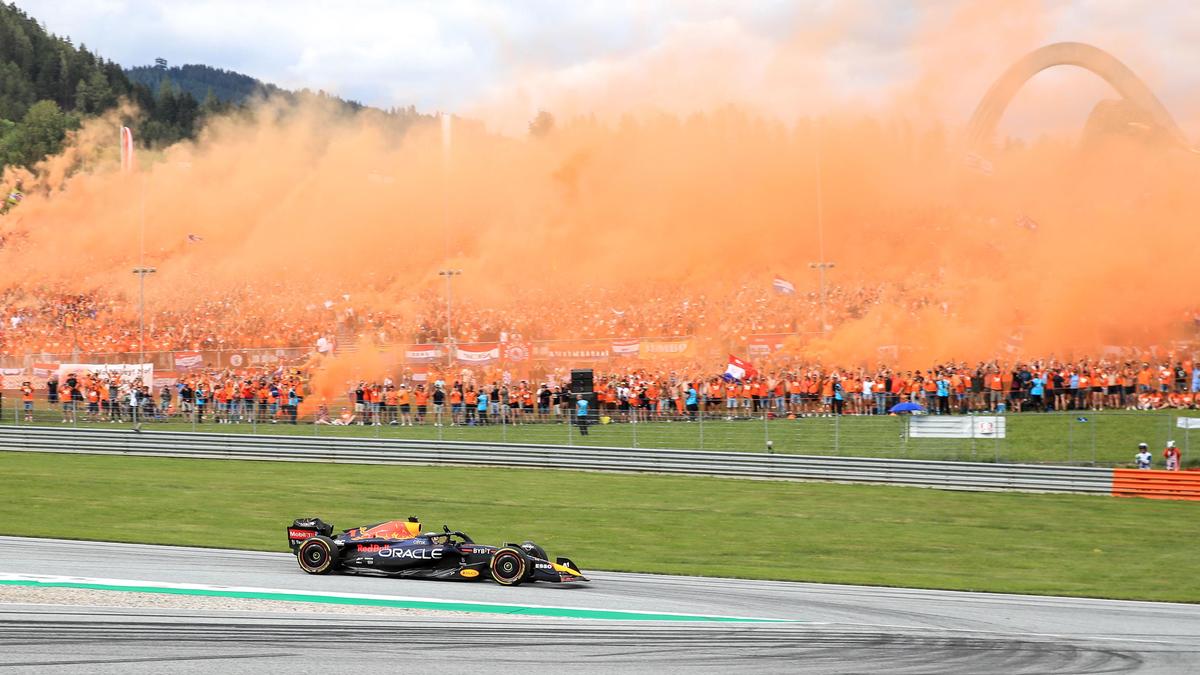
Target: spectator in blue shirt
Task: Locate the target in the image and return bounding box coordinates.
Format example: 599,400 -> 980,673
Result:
935,375 -> 951,415
1029,375 -> 1045,412
476,390 -> 489,425
575,395 -> 590,435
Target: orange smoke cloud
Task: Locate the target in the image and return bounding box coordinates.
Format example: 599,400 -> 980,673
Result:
1,20 -> 1198,385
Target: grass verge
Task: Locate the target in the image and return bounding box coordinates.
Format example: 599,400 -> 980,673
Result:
0,451 -> 1194,602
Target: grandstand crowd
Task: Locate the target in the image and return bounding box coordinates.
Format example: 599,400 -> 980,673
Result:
13,356 -> 1200,427
4,275 -> 1200,426
0,275 -> 933,357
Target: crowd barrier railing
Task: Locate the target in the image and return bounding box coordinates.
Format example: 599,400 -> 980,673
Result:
1,402 -> 1198,468
0,425 -> 1115,496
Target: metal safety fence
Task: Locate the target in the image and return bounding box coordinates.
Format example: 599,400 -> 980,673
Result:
0,425 -> 1115,495
0,401 -> 1195,468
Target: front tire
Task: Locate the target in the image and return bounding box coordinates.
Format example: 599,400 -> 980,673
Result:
296,535 -> 339,574
489,547 -> 528,586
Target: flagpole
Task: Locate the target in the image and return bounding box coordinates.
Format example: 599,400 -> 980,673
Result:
441,113 -> 453,369
126,127 -> 155,394
810,119 -> 834,334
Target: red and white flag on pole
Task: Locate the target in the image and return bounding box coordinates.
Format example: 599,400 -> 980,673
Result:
120,126 -> 135,172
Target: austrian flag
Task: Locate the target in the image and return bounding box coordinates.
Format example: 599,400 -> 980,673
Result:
723,355 -> 757,382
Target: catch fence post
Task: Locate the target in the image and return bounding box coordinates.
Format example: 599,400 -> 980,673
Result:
1070,413 -> 1080,466
632,415 -> 637,449
1090,415 -> 1097,465
763,408 -> 770,454
970,417 -> 976,461
834,414 -> 840,455
698,408 -> 704,449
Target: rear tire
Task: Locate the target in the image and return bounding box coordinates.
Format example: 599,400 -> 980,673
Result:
297,535 -> 339,574
489,547 -> 528,586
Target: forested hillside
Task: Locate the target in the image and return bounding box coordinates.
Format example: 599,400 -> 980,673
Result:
0,2 -> 207,170
126,63 -> 283,106
0,1 -> 438,197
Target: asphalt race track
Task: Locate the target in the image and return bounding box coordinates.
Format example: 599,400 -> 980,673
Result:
0,537 -> 1196,673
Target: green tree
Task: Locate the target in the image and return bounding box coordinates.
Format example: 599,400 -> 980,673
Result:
528,110 -> 555,137
73,67 -> 114,114
0,61 -> 34,121
0,99 -> 77,168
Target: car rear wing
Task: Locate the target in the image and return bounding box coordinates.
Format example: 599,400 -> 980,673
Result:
287,517 -> 333,552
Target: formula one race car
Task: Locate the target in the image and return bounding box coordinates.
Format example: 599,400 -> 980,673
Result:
286,516 -> 588,586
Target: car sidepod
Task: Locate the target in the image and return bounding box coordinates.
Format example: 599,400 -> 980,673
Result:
339,538 -> 495,581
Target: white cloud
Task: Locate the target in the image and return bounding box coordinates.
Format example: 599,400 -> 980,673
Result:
20,0 -> 1200,138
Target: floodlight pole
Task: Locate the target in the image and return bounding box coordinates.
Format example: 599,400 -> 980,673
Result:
438,269 -> 462,366
809,262 -> 835,333
132,267 -> 156,366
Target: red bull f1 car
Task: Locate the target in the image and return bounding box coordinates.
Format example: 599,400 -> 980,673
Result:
287,516 -> 588,586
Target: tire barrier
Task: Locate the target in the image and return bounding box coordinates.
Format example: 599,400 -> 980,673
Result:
0,425 -> 1117,495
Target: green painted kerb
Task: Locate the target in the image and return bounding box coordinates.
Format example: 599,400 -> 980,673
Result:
0,579 -> 788,623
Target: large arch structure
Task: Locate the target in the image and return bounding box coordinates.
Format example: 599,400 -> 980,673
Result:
966,41 -> 1188,148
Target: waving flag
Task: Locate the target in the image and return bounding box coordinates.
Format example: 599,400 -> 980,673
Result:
965,152 -> 993,176
120,126 -> 135,173
723,355 -> 757,382
772,276 -> 795,294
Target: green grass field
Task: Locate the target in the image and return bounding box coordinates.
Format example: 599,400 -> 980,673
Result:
0,451 -> 1195,602
3,403 -> 1197,466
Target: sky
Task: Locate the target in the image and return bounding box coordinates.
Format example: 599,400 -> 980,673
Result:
22,0 -> 1200,138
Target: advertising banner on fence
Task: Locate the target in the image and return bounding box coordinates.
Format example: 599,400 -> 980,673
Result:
611,339 -> 640,357
747,335 -> 787,356
502,342 -> 531,362
153,371 -> 179,389
641,339 -> 690,357
174,351 -> 203,371
539,341 -> 612,361
405,344 -> 444,363
1,368 -> 24,389
908,415 -> 1006,439
455,344 -> 500,364
57,363 -> 154,388
25,362 -> 60,388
